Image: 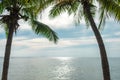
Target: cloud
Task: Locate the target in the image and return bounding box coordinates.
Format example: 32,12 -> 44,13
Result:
11,36 -> 120,50
18,20 -> 31,30
40,12 -> 75,30
115,32 -> 120,36
0,35 -> 120,57
11,37 -> 96,50
0,37 -> 96,53
105,38 -> 120,43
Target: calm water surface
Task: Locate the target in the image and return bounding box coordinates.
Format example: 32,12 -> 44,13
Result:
0,57 -> 120,80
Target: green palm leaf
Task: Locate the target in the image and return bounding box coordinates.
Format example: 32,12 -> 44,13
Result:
98,7 -> 107,30
49,0 -> 79,18
98,0 -> 120,21
49,1 -> 70,18
32,20 -> 58,43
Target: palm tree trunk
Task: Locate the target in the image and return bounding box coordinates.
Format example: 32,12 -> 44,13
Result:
1,25 -> 14,80
83,1 -> 111,80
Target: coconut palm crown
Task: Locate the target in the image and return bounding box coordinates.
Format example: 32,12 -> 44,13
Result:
0,0 -> 58,42
0,0 -> 58,80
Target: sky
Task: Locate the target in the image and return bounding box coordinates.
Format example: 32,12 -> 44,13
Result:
0,9 -> 120,57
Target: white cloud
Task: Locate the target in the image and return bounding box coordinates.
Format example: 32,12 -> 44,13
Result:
105,38 -> 120,43
18,20 -> 31,30
115,32 -> 120,36
40,12 -> 74,29
1,35 -> 120,52
11,37 -> 97,50
1,36 -> 119,51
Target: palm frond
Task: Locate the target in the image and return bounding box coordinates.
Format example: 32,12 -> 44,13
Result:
83,13 -> 91,28
67,1 -> 79,15
98,0 -> 120,21
0,2 -> 5,14
74,4 -> 83,24
21,6 -> 37,20
20,0 -> 54,20
31,0 -> 53,14
98,6 -> 107,30
31,20 -> 58,43
49,1 -> 71,18
4,24 -> 9,38
89,3 -> 96,17
0,22 -> 9,37
49,0 -> 79,18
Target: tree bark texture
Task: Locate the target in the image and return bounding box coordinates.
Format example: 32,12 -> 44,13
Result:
1,25 -> 14,80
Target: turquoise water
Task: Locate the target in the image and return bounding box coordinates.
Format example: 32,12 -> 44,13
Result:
0,57 -> 120,80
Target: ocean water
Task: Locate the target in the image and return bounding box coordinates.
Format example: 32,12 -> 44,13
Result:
0,57 -> 120,80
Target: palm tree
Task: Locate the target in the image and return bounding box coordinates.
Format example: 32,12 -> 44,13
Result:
49,0 -> 110,80
0,0 -> 58,80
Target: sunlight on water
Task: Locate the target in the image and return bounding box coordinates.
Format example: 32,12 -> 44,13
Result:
52,57 -> 74,80
0,58 -> 119,80
53,57 -> 72,61
54,65 -> 72,79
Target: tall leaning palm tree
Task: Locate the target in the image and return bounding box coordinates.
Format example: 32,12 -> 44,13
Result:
0,0 -> 58,80
49,0 -> 110,80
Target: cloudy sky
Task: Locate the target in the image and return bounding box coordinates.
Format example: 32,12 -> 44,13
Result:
0,9 -> 120,57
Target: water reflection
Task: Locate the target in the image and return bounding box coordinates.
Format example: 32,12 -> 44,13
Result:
0,58 -> 114,80
53,57 -> 74,80
55,57 -> 72,61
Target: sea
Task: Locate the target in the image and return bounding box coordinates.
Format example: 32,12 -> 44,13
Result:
0,57 -> 120,80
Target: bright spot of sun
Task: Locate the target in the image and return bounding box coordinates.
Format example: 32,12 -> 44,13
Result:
55,57 -> 72,61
